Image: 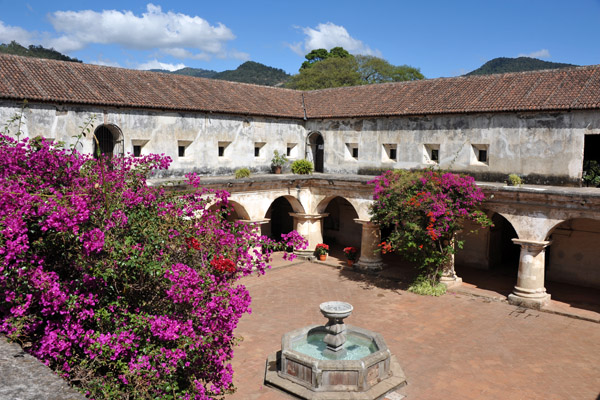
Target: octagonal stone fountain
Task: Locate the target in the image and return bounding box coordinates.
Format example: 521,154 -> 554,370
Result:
265,301 -> 406,399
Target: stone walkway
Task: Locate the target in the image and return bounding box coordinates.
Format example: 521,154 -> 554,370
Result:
228,259 -> 600,400
1,254 -> 599,399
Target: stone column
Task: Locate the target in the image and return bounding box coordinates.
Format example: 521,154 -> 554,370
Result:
354,219 -> 383,273
439,239 -> 462,288
240,219 -> 269,255
289,213 -> 328,259
508,239 -> 551,309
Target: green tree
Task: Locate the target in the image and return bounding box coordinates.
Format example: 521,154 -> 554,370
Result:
287,56 -> 361,90
301,47 -> 352,70
356,55 -> 424,83
289,47 -> 425,90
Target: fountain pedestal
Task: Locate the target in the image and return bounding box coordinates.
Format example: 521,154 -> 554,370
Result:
320,301 -> 352,359
265,301 -> 407,399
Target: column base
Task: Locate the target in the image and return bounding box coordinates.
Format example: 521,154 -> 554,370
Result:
293,250 -> 315,261
354,260 -> 383,274
508,293 -> 551,310
440,275 -> 463,288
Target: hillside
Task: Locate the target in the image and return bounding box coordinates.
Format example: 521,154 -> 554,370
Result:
214,61 -> 290,86
150,67 -> 218,79
0,41 -> 82,63
466,57 -> 577,76
154,61 -> 290,86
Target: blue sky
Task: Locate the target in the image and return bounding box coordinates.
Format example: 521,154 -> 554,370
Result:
1,0 -> 599,78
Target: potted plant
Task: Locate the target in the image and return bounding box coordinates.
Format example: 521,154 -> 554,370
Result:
343,246 -> 358,266
315,243 -> 329,261
271,150 -> 288,174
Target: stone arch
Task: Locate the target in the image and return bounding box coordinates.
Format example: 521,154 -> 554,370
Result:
545,217 -> 600,288
306,131 -> 324,172
262,196 -> 305,240
208,200 -> 251,222
317,196 -> 362,248
456,210 -> 519,273
93,124 -> 123,158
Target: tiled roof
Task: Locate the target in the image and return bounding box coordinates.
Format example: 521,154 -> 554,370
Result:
303,65 -> 600,118
1,54 -> 599,119
0,54 -> 304,118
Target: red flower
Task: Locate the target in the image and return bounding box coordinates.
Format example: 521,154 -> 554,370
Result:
211,256 -> 236,274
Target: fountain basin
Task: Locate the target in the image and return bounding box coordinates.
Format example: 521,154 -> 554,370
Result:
265,324 -> 407,399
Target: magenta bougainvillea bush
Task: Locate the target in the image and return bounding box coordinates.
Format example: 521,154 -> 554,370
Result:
369,169 -> 491,283
0,134 -> 306,399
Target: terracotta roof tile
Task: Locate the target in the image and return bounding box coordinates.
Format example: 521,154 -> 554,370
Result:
1,54 -> 599,119
0,54 -> 305,118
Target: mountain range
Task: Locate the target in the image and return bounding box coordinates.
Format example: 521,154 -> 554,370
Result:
0,42 -> 583,86
151,61 -> 290,86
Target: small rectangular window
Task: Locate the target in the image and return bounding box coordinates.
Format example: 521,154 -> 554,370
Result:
218,146 -> 225,157
478,149 -> 487,163
352,148 -> 359,158
133,145 -> 141,157
254,146 -> 260,157
389,148 -> 397,160
178,146 -> 185,157
431,149 -> 439,162
286,147 -> 292,157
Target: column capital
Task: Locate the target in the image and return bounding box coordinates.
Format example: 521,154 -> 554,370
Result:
353,218 -> 378,227
512,239 -> 551,250
289,213 -> 328,220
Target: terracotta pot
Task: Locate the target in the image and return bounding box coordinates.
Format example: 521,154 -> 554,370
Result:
273,166 -> 282,174
347,259 -> 354,266
319,254 -> 327,261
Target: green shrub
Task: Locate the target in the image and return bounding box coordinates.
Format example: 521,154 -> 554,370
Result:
408,276 -> 447,296
583,160 -> 600,187
507,173 -> 522,186
235,167 -> 251,179
291,159 -> 314,174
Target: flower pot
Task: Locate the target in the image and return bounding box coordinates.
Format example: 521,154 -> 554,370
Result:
273,166 -> 282,174
319,254 -> 327,261
347,259 -> 354,266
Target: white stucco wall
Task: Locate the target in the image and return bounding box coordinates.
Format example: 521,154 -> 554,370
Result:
306,111 -> 600,185
0,101 -> 307,177
2,100 -> 599,185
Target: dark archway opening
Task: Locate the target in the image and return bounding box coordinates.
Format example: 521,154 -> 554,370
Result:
545,218 -> 600,314
94,125 -> 115,158
322,197 -> 361,249
454,212 -> 519,297
583,134 -> 600,187
262,197 -> 295,240
488,213 -> 520,276
308,132 -> 324,173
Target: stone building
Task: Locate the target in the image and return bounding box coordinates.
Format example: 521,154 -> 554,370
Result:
1,54 -> 599,309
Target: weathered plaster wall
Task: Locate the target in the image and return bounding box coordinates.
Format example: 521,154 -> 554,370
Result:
0,101 -> 307,177
3,101 -> 599,184
307,111 -> 600,185
547,218 -> 600,289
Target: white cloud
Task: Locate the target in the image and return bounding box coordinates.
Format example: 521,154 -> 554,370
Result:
136,59 -> 186,71
518,49 -> 551,59
290,22 -> 381,57
0,21 -> 35,46
89,59 -> 122,68
44,3 -> 236,60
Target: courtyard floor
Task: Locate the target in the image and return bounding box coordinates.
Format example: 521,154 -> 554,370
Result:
227,254 -> 600,400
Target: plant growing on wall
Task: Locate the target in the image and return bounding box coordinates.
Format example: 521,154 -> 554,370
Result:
369,169 -> 491,292
235,167 -> 251,179
0,133 -> 307,399
291,159 -> 314,174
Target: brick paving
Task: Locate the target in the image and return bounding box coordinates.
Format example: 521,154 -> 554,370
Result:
228,258 -> 600,400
